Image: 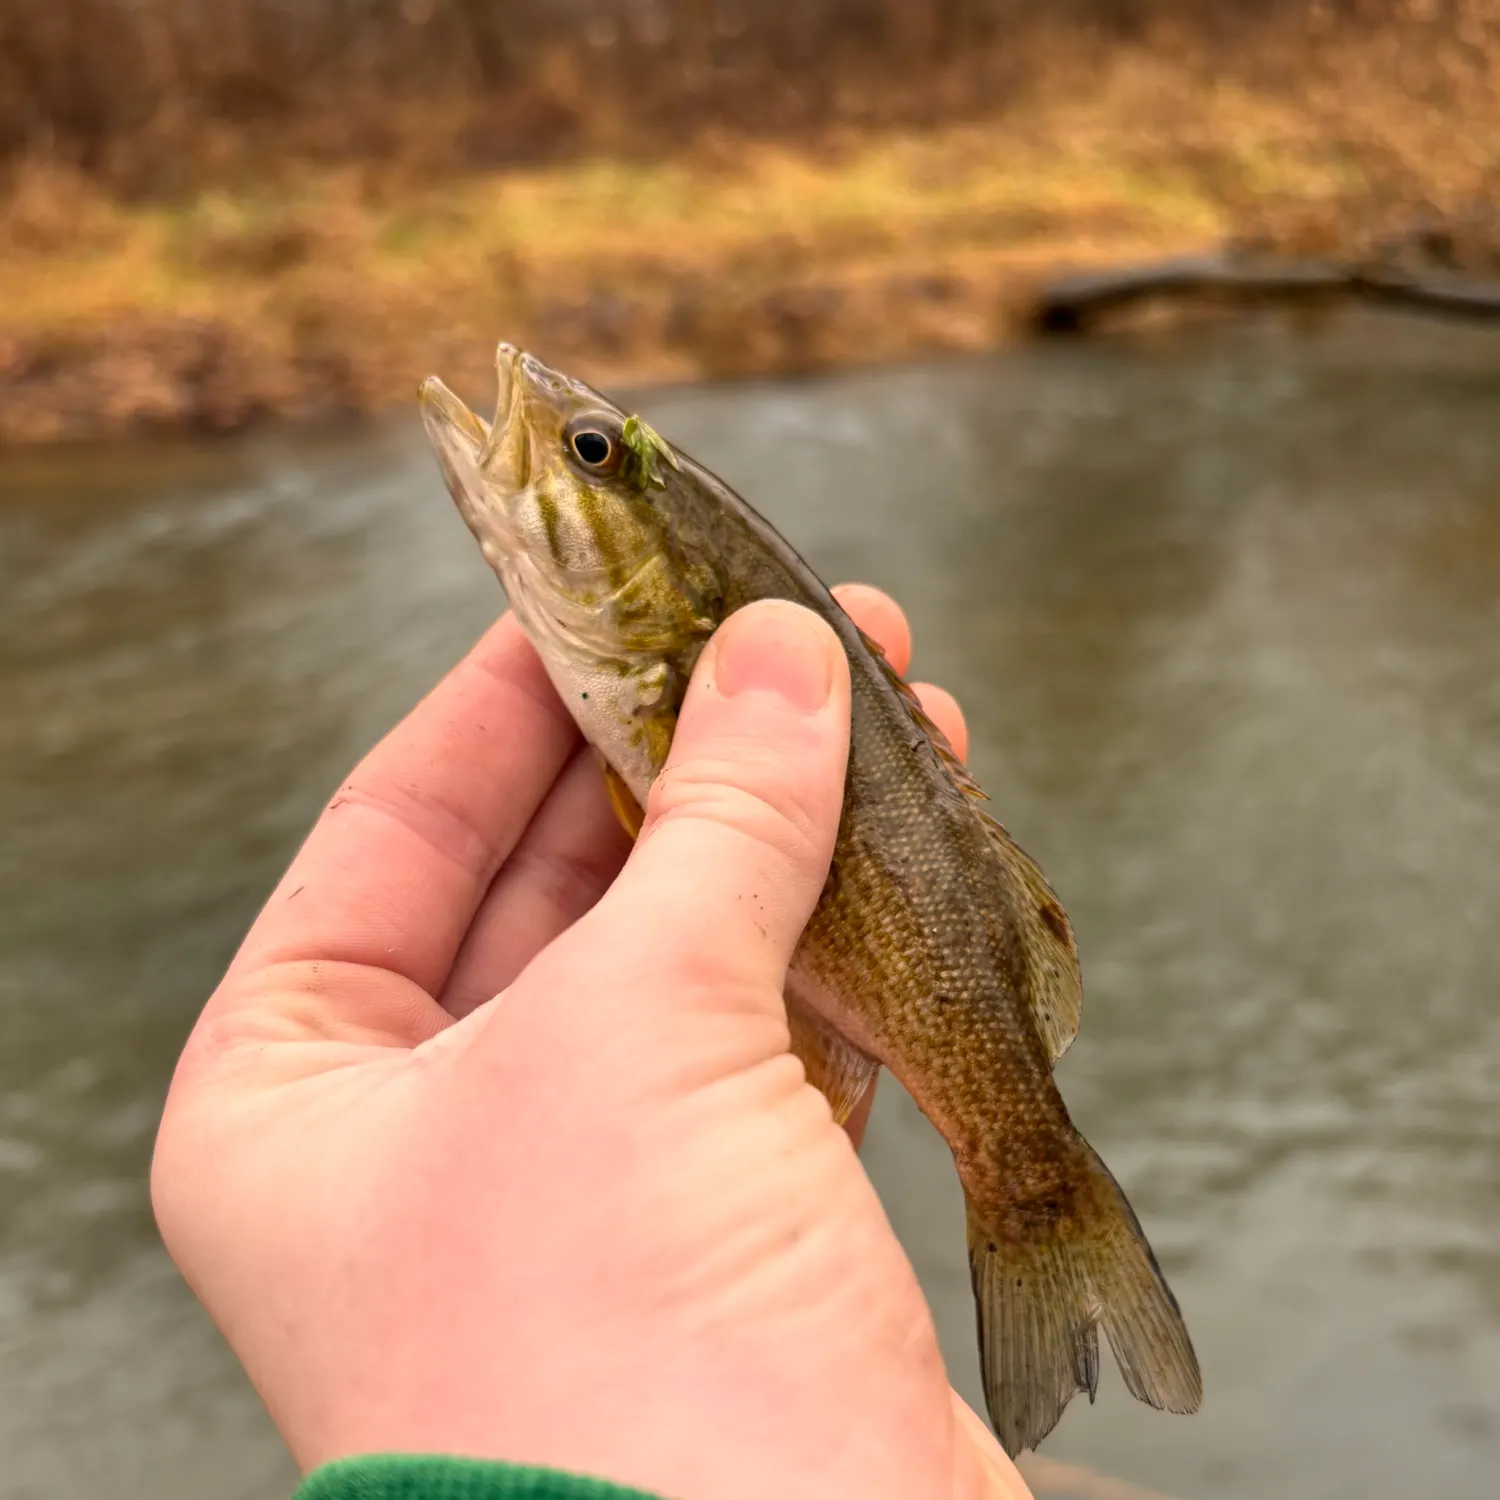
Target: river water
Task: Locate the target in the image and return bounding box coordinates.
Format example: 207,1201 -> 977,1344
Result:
2,314 -> 1498,1500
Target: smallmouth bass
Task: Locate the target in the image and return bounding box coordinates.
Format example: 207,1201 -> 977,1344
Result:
419,344 -> 1202,1456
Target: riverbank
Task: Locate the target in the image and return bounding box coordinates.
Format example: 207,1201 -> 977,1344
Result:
3,31 -> 1498,445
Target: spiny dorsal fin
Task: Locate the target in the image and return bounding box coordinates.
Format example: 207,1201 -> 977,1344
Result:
856,627 -> 987,801
855,626 -> 1083,1064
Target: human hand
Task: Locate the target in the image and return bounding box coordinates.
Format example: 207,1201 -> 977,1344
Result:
151,584 -> 1031,1500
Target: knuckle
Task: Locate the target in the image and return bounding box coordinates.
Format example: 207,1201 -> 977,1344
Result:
644,743 -> 827,871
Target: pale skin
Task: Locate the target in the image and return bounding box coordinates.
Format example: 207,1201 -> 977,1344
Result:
151,583 -> 1033,1500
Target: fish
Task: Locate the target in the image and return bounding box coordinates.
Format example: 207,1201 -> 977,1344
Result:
418,342 -> 1202,1457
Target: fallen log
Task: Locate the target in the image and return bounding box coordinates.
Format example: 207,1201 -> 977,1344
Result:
1030,252 -> 1500,334
1351,264 -> 1500,320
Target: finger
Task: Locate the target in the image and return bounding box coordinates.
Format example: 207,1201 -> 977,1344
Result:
832,582 -> 912,675
912,682 -> 968,763
225,613 -> 580,1000
950,1391 -> 1036,1499
589,600 -> 850,1011
440,744 -> 633,1019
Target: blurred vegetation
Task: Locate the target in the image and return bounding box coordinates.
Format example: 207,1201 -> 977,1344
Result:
2,1 -> 1497,189
2,2 -> 1498,442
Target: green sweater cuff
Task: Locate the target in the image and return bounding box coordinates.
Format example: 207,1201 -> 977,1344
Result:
294,1454 -> 667,1500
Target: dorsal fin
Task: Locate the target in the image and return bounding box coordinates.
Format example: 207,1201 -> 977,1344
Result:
856,627 -> 987,800
855,627 -> 1083,1064
979,813 -> 1082,1063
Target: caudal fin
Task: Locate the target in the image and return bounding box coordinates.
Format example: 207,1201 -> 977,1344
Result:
966,1144 -> 1202,1457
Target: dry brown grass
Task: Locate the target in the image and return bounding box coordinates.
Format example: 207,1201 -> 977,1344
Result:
2,5 -> 1499,442
4,2 -> 1497,189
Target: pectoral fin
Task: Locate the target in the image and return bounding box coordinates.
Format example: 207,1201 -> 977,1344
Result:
597,753 -> 645,840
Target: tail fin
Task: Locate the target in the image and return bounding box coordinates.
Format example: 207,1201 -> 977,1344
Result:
965,1143 -> 1202,1457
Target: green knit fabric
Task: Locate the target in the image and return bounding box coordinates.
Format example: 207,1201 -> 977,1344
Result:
294,1455 -> 667,1500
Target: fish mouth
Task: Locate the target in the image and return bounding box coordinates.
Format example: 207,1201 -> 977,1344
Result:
422,342 -> 650,593
481,341 -> 525,479
419,342 -> 530,542
418,375 -> 488,487
418,369 -> 478,433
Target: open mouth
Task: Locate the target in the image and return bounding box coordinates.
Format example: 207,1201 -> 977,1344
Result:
479,342 -> 524,473
419,341 -> 535,514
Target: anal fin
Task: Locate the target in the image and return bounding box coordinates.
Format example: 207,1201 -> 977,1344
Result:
785,983 -> 878,1126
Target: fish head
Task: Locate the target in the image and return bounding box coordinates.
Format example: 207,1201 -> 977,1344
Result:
420,343 -> 725,657
421,344 -> 730,789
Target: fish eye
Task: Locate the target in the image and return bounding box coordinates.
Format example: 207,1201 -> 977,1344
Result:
568,426 -> 618,471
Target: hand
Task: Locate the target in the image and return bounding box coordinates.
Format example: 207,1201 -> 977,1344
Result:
151,585 -> 1030,1500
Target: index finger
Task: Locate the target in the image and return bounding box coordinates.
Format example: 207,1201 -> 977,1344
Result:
226,612 -> 580,996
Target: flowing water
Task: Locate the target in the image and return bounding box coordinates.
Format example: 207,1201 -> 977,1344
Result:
2,314 -> 1499,1500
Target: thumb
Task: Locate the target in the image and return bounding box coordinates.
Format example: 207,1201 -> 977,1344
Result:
597,598 -> 851,1005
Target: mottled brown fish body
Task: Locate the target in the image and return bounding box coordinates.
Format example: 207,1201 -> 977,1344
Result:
419,345 -> 1202,1456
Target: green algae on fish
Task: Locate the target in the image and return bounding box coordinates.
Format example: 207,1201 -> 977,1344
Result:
418,343 -> 1203,1457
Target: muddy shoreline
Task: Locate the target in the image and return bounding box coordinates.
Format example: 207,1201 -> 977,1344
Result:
0,255 -> 1078,447
9,238 -> 1499,447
